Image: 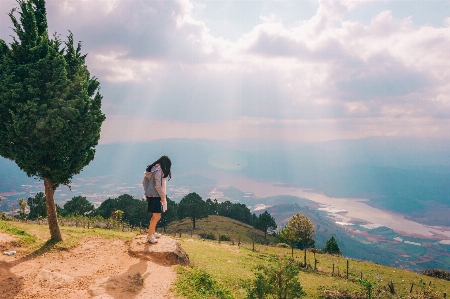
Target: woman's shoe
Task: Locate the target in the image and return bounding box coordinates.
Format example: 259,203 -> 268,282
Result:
147,234 -> 158,244
154,232 -> 162,238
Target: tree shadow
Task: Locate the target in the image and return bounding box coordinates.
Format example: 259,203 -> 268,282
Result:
0,238 -> 61,297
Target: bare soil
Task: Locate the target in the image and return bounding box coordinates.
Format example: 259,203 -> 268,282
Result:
0,233 -> 180,299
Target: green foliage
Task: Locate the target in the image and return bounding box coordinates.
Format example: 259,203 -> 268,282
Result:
18,198 -> 28,219
1,212 -> 8,220
63,195 -> 94,216
178,192 -> 208,229
254,211 -> 277,239
95,194 -> 149,227
282,214 -> 316,248
323,236 -> 342,255
0,0 -> 105,241
112,209 -> 124,221
27,192 -> 47,220
199,232 -> 217,240
175,266 -> 234,299
357,279 -> 375,299
245,257 -> 306,299
422,269 -> 450,281
278,214 -> 315,261
219,234 -> 231,241
217,200 -> 254,225
0,0 -> 105,186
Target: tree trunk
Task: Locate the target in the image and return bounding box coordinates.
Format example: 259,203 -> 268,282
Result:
44,178 -> 62,241
192,217 -> 196,229
304,247 -> 307,267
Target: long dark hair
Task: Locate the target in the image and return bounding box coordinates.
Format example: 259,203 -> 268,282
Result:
146,155 -> 172,180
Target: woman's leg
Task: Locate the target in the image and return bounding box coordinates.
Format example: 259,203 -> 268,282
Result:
148,212 -> 161,235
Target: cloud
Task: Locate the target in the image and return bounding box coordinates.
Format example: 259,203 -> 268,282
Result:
1,0 -> 449,142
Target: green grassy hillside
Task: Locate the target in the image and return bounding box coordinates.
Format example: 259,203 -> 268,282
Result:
165,215 -> 274,244
1,219 -> 449,299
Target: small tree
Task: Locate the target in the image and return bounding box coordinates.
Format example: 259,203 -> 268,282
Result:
278,214 -> 315,265
27,192 -> 47,220
178,192 -> 208,229
0,0 -> 105,241
323,236 -> 342,255
18,198 -> 28,220
255,211 -> 277,240
245,257 -> 306,299
63,196 -> 94,216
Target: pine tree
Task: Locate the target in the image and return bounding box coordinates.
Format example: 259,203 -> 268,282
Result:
255,210 -> 277,239
0,0 -> 105,241
178,192 -> 208,229
323,236 -> 342,255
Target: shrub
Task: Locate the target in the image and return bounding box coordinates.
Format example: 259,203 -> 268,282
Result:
245,256 -> 305,299
175,266 -> 233,299
276,242 -> 290,248
1,212 -> 9,221
422,269 -> 450,281
219,234 -> 231,241
199,232 -> 217,240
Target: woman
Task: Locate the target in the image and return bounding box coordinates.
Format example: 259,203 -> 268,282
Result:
142,155 -> 172,243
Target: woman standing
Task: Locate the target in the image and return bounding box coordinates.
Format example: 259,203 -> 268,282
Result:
143,155 -> 172,243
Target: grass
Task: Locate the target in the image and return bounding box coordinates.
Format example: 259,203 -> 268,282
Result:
166,215 -> 274,244
0,219 -> 136,255
177,237 -> 450,299
2,219 -> 450,299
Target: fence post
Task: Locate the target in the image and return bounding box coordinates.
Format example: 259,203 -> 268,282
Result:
238,236 -> 241,247
332,263 -> 335,277
253,240 -> 255,252
360,272 -> 363,280
388,280 -> 395,294
346,260 -> 349,280
443,292 -> 446,298
410,282 -> 414,293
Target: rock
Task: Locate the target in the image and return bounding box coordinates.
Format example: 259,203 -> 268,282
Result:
128,235 -> 189,266
35,269 -> 74,288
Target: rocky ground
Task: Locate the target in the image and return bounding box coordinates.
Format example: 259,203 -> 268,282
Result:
0,232 -> 188,299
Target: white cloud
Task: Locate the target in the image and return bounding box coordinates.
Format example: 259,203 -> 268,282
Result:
1,0 -> 449,142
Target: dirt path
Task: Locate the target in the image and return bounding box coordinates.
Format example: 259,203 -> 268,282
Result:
0,233 -> 179,299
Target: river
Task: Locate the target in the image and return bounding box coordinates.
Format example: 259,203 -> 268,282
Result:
212,174 -> 450,241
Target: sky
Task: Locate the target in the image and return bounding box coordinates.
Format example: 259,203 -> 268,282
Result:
0,0 -> 449,144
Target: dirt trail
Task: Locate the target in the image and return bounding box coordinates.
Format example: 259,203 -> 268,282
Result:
0,232 -> 179,299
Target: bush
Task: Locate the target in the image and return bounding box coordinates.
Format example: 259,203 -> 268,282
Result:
245,256 -> 305,299
219,234 -> 231,241
422,269 -> 450,281
199,232 -> 217,240
276,242 -> 290,248
175,266 -> 233,299
1,212 -> 10,221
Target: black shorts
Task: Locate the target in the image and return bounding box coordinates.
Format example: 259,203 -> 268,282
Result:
147,197 -> 162,213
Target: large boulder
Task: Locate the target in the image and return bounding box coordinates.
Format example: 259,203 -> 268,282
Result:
128,235 -> 189,266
